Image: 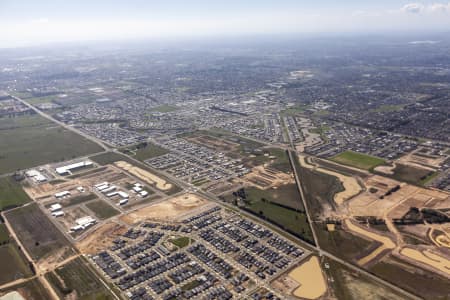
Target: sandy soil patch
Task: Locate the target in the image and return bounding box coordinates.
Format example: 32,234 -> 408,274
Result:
0,291 -> 26,300
76,221 -> 127,254
435,235 -> 450,248
400,247 -> 450,277
374,164 -> 395,175
271,275 -> 300,296
289,256 -> 327,299
120,193 -> 210,224
348,179 -> 419,217
397,152 -> 445,170
429,228 -> 450,249
114,161 -> 172,191
242,165 -> 294,190
299,155 -> 361,205
326,223 -> 336,231
345,219 -> 396,265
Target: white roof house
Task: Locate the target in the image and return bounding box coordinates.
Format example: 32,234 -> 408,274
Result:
50,203 -> 62,212
55,191 -> 70,198
75,216 -> 96,228
52,211 -> 65,217
118,191 -> 129,199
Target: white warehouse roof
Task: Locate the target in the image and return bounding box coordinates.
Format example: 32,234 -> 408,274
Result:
56,161 -> 93,175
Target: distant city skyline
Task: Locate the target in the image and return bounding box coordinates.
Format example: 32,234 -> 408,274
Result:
1,0 -> 450,47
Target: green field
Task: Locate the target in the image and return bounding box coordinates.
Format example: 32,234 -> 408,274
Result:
150,104 -> 179,113
0,242 -> 34,285
169,236 -> 191,248
299,167 -> 343,216
181,279 -> 201,291
64,193 -> 98,207
0,278 -> 51,300
90,152 -> 127,165
0,114 -> 103,174
294,158 -> 344,217
237,185 -> 313,243
245,199 -> 313,243
0,177 -> 31,211
280,104 -> 309,116
331,151 -> 385,170
26,96 -> 57,105
121,142 -> 169,161
389,163 -> 435,185
243,184 -> 303,211
5,203 -> 74,261
265,148 -> 292,173
86,200 -> 120,220
0,223 -> 9,244
47,257 -> 116,300
314,223 -> 374,262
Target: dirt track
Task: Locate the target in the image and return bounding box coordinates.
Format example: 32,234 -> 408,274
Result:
344,219 -> 396,265
76,221 -> 127,254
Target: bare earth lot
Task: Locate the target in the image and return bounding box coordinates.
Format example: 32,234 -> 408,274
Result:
120,193 -> 212,224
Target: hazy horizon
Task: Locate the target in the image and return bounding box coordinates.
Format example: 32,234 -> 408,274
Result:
1,0 -> 450,48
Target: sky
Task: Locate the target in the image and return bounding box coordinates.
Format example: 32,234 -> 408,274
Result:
1,0 -> 450,47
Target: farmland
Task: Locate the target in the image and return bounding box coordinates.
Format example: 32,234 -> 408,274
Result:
242,184 -> 303,211
0,114 -> 103,174
370,256 -> 450,299
0,177 -> 31,211
240,188 -> 314,243
0,242 -> 34,285
389,163 -> 434,185
121,141 -> 169,161
331,151 -> 385,170
323,258 -> 411,300
295,162 -> 344,217
46,257 -> 117,300
85,200 -> 120,220
0,278 -> 51,300
0,224 -> 9,244
5,203 -> 74,261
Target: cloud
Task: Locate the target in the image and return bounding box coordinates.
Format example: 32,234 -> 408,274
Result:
428,3 -> 450,12
397,2 -> 450,14
401,3 -> 425,14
